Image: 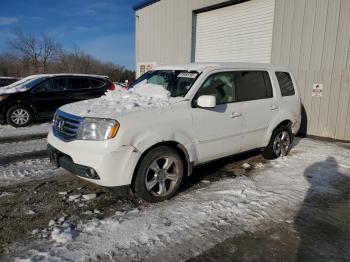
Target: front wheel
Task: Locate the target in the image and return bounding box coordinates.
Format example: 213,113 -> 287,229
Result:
6,105 -> 33,127
262,125 -> 292,160
134,146 -> 184,203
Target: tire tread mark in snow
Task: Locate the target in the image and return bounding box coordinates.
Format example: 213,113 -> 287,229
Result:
0,150 -> 48,165
0,158 -> 62,185
0,133 -> 47,144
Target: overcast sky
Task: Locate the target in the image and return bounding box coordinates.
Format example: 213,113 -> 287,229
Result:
0,0 -> 140,69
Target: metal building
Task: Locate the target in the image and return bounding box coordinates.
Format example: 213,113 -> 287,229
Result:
134,0 -> 350,141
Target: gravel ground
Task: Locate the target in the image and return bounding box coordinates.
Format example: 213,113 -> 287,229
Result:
0,124 -> 349,261
0,127 -> 263,257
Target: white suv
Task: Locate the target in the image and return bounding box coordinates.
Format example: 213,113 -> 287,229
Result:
47,63 -> 301,202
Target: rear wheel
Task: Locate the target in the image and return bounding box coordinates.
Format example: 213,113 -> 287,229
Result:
262,125 -> 292,160
6,105 -> 33,127
134,146 -> 184,203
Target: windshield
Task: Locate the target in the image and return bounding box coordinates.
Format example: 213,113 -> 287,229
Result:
4,76 -> 48,90
131,70 -> 200,97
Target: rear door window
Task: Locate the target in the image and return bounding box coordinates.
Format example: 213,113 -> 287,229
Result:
71,78 -> 91,89
235,71 -> 273,102
53,78 -> 68,91
275,72 -> 295,96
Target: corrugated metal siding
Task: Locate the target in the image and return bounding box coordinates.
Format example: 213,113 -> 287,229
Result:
271,0 -> 350,140
135,0 -> 229,66
195,0 -> 275,63
136,0 -> 350,140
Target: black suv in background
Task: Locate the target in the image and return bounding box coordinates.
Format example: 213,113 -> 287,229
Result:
0,77 -> 19,87
0,74 -> 114,127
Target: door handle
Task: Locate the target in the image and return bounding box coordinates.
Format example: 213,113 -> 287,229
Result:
229,112 -> 242,118
269,105 -> 279,111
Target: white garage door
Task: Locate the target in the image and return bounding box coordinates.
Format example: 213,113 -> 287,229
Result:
195,0 -> 275,63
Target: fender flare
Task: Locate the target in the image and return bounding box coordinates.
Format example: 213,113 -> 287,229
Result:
131,129 -> 196,163
264,115 -> 294,146
129,129 -> 197,182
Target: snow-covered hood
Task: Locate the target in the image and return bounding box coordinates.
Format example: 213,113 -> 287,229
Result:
0,75 -> 45,95
0,84 -> 27,95
59,83 -> 185,119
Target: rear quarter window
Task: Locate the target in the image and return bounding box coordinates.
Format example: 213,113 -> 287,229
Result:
89,78 -> 105,88
275,72 -> 295,96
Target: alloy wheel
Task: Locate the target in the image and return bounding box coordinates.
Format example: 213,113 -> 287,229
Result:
273,130 -> 291,157
145,156 -> 180,197
11,109 -> 30,125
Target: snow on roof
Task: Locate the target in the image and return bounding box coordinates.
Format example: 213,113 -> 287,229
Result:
23,73 -> 109,79
154,62 -> 291,73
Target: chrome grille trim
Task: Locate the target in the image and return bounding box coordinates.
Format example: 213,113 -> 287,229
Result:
52,110 -> 83,142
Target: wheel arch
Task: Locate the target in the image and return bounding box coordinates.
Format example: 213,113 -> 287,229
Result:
5,101 -> 37,118
130,140 -> 193,193
264,118 -> 293,146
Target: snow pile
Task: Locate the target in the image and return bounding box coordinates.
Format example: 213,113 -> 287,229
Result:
61,83 -> 177,118
11,138 -> 350,261
51,224 -> 75,244
133,81 -> 170,99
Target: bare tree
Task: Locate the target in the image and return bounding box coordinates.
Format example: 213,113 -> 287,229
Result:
3,31 -> 135,82
41,34 -> 60,72
8,31 -> 59,73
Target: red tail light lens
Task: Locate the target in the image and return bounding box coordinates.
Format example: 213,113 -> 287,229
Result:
109,83 -> 115,91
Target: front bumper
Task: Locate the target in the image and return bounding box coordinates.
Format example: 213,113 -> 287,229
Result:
47,131 -> 141,187
48,144 -> 100,180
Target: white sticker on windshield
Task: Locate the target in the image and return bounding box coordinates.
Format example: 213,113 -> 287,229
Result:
178,72 -> 198,78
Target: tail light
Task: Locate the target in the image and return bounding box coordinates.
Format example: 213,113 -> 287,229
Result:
109,83 -> 115,91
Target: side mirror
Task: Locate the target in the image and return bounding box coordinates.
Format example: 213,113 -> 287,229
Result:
197,95 -> 216,108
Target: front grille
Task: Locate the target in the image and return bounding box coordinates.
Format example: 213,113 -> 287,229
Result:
53,110 -> 82,141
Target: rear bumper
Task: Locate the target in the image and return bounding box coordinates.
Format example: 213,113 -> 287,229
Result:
291,113 -> 302,135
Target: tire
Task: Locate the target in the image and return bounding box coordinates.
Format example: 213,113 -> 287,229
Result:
262,125 -> 293,160
6,105 -> 33,127
134,146 -> 184,203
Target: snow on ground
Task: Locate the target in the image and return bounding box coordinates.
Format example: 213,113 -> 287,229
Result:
60,84 -> 181,118
12,138 -> 350,261
0,123 -> 50,140
0,159 -> 62,186
0,138 -> 47,158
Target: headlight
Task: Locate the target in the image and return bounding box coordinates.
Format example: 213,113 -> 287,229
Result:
78,118 -> 120,141
0,95 -> 8,101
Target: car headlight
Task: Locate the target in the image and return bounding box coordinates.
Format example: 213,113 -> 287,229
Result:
78,118 -> 120,141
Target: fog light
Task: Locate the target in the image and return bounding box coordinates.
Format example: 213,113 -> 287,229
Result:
85,168 -> 99,179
